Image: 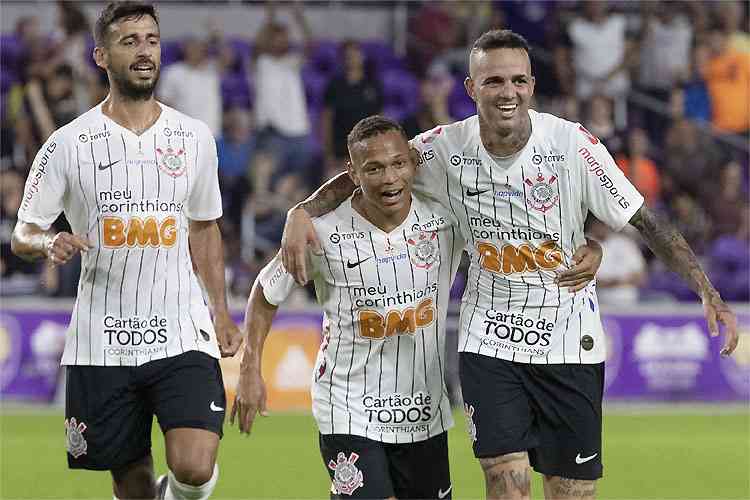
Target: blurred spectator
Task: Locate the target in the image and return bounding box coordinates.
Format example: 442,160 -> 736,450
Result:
583,94 -> 621,153
24,64 -> 78,141
615,128 -> 661,207
702,28 -> 750,135
706,161 -> 749,238
52,1 -> 95,114
159,36 -> 222,136
0,170 -> 38,279
709,208 -> 750,302
588,219 -> 645,305
216,107 -> 257,225
663,118 -> 724,200
564,0 -> 634,100
253,3 -> 314,174
669,192 -> 712,254
670,41 -> 712,124
321,40 -> 383,179
716,0 -> 750,54
401,65 -> 455,140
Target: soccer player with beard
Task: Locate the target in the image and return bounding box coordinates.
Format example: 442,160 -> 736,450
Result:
11,3 -> 241,499
279,31 -> 739,500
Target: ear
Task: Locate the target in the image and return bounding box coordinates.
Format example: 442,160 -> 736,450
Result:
529,75 -> 536,98
346,158 -> 361,187
93,46 -> 107,71
464,76 -> 476,102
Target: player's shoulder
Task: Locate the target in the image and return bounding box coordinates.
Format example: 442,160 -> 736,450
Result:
529,109 -> 580,143
411,115 -> 479,151
157,102 -> 213,141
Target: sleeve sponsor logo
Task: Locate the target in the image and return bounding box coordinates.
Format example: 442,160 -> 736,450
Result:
102,216 -> 177,248
578,124 -> 599,145
477,240 -> 563,275
481,310 -> 555,355
578,147 -> 631,209
21,142 -> 57,211
267,263 -> 288,288
420,126 -> 443,143
358,297 -> 435,340
416,149 -> 435,166
449,153 -> 482,167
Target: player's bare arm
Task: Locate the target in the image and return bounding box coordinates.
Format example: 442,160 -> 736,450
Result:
282,172 -> 355,284
11,222 -> 91,265
231,280 -> 276,435
555,237 -> 603,292
629,205 -> 738,356
188,219 -> 242,357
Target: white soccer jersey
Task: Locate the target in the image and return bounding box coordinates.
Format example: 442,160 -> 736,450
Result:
259,194 -> 464,443
412,110 -> 644,364
18,102 -> 222,366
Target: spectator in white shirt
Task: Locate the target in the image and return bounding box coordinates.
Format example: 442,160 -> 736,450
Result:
589,219 -> 646,305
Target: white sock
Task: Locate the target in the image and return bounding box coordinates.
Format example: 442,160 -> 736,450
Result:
164,464 -> 219,500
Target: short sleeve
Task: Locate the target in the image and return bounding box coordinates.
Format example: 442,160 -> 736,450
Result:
185,123 -> 223,221
409,131 -> 449,206
17,132 -> 68,231
258,252 -> 299,306
574,124 -> 644,231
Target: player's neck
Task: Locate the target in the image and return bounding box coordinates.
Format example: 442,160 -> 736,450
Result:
479,114 -> 532,157
101,92 -> 162,136
353,192 -> 412,233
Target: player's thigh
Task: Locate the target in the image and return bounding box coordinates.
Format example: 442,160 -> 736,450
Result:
65,365 -> 153,471
386,431 -> 452,499
459,353 -> 538,458
542,475 -> 597,500
525,363 -> 604,481
319,433 -> 393,499
144,350 -> 226,439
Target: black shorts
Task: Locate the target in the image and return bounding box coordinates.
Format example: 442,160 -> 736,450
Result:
459,353 -> 604,480
319,432 -> 452,499
64,350 -> 226,471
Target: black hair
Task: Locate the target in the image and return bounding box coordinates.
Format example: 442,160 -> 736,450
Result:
94,1 -> 158,47
471,29 -> 531,55
347,115 -> 408,152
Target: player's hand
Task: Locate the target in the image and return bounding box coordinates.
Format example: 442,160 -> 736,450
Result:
45,232 -> 92,266
231,351 -> 268,435
555,238 -> 603,292
281,207 -> 321,286
702,291 -> 739,357
214,312 -> 242,357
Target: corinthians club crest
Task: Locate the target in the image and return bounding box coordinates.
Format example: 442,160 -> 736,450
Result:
407,231 -> 439,270
156,146 -> 186,177
328,452 -> 364,495
64,417 -> 88,458
524,171 -> 559,213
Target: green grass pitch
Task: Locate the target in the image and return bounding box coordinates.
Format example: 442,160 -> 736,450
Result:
1,409 -> 748,499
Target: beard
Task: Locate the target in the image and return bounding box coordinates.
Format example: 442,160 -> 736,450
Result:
109,66 -> 160,101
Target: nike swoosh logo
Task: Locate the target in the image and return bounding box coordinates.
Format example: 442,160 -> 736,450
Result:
575,452 -> 597,464
438,484 -> 452,498
210,401 -> 224,412
347,257 -> 372,269
97,160 -> 121,170
466,188 -> 489,197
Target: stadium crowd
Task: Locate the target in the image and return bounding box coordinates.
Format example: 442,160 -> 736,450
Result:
1,0 -> 748,304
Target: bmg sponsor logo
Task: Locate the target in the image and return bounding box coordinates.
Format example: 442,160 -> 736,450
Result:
481,311 -> 555,355
21,142 -> 57,211
476,240 -> 563,275
363,392 -> 433,425
358,298 -> 434,339
578,147 -> 630,209
449,154 -> 481,167
329,231 -> 366,244
102,216 -> 177,249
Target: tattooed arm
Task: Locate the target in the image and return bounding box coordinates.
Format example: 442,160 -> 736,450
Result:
629,205 -> 738,356
281,172 -> 356,284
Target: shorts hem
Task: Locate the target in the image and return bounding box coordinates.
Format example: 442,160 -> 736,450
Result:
474,446 -> 529,459
67,447 -> 151,471
531,463 -> 603,481
160,420 -> 223,438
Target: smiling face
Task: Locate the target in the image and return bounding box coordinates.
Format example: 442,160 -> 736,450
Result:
465,47 -> 535,137
94,13 -> 161,101
348,130 -> 415,224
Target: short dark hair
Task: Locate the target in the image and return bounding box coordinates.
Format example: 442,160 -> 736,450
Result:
94,1 -> 158,47
347,115 -> 408,152
472,29 -> 531,55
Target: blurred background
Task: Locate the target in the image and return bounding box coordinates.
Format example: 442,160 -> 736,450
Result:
0,1 -> 748,499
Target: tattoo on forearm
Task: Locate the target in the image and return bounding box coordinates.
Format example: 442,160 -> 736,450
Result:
298,173 -> 356,217
629,206 -> 716,300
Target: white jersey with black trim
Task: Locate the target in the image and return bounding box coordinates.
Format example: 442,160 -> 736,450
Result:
259,194 -> 464,443
411,110 -> 644,364
17,101 -> 222,366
